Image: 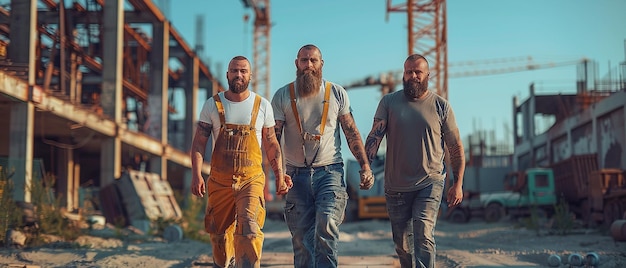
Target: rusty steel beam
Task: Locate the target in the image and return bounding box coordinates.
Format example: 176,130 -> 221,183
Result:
40,0 -> 58,9
126,0 -> 166,22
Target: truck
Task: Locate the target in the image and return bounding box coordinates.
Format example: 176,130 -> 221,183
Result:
446,168 -> 557,223
550,154 -> 626,227
447,161 -> 626,227
344,156 -> 388,221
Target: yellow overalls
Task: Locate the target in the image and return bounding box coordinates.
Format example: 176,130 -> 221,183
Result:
205,94 -> 266,268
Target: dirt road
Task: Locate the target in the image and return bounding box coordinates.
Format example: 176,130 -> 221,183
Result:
1,218 -> 625,267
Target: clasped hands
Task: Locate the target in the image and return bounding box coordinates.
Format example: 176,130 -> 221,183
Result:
359,169 -> 374,190
275,174 -> 293,196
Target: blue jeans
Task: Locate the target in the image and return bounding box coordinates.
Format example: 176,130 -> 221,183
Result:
385,178 -> 444,268
284,163 -> 348,268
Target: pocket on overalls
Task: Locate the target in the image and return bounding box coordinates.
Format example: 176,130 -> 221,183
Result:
257,196 -> 266,229
204,206 -> 217,234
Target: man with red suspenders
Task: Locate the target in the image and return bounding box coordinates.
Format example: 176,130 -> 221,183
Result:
191,56 -> 292,268
271,45 -> 374,267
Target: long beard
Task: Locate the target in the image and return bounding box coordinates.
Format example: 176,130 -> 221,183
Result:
403,77 -> 428,99
228,77 -> 249,94
296,69 -> 322,98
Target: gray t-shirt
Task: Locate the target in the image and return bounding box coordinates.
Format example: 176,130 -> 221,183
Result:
374,90 -> 460,192
272,80 -> 351,167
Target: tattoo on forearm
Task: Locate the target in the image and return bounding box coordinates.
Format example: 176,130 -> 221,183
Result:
274,120 -> 284,142
340,114 -> 368,167
365,136 -> 380,163
264,128 -> 276,141
365,118 -> 386,163
446,139 -> 465,184
264,127 -> 284,178
372,118 -> 386,137
269,158 -> 282,175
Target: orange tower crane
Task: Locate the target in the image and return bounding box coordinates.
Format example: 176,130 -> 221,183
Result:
242,0 -> 271,99
386,0 -> 448,99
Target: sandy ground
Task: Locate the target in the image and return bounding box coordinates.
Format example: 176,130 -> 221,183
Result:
1,217 -> 626,268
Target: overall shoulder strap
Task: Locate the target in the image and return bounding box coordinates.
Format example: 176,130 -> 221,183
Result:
213,94 -> 225,125
249,94 -> 262,127
319,82 -> 332,135
288,83 -> 303,134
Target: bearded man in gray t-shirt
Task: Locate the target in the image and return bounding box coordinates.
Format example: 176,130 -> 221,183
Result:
272,44 -> 374,268
365,54 -> 466,268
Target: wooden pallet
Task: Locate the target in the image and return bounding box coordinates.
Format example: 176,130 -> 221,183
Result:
358,196 -> 388,219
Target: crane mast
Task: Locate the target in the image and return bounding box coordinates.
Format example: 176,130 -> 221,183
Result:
387,0 -> 448,99
242,0 -> 271,100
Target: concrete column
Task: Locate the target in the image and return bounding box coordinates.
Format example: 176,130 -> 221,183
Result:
56,147 -> 81,211
7,0 -> 37,202
182,58 -> 199,200
528,83 -> 536,166
100,0 -> 124,186
182,169 -> 193,207
147,21 -> 170,178
8,0 -> 37,85
9,103 -> 34,202
184,57 -> 199,152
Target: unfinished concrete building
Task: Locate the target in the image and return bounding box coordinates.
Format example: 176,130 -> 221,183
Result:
0,0 -> 221,219
512,59 -> 626,224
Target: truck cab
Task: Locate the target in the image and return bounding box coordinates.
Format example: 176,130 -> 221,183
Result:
448,168 -> 557,223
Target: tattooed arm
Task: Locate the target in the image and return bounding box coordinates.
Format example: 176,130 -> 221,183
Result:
274,120 -> 285,143
190,121 -> 212,197
339,113 -> 373,190
364,118 -> 387,164
339,113 -> 370,170
444,128 -> 466,207
263,126 -> 292,195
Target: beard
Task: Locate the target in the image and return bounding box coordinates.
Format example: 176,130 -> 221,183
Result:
228,77 -> 249,94
296,68 -> 322,98
403,76 -> 428,99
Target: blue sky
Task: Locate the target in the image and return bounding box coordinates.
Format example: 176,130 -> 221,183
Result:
164,0 -> 626,159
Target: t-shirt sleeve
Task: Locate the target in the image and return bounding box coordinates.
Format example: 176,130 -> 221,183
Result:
442,104 -> 461,140
198,97 -> 216,125
271,86 -> 288,121
333,84 -> 352,116
262,98 -> 276,128
373,94 -> 389,120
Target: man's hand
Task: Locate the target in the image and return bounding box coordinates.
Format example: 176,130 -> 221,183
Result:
191,175 -> 206,197
275,174 -> 293,196
359,169 -> 374,190
446,182 -> 463,207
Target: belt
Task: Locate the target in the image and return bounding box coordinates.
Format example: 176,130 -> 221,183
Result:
286,163 -> 343,175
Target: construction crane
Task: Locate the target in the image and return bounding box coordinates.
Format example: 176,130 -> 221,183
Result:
343,56 -> 589,95
241,0 -> 273,201
387,0 -> 448,99
241,0 -> 271,100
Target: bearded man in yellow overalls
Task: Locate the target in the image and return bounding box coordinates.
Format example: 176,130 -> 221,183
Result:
191,56 -> 292,268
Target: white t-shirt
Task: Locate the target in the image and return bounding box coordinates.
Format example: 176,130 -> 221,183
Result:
198,91 -> 275,148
